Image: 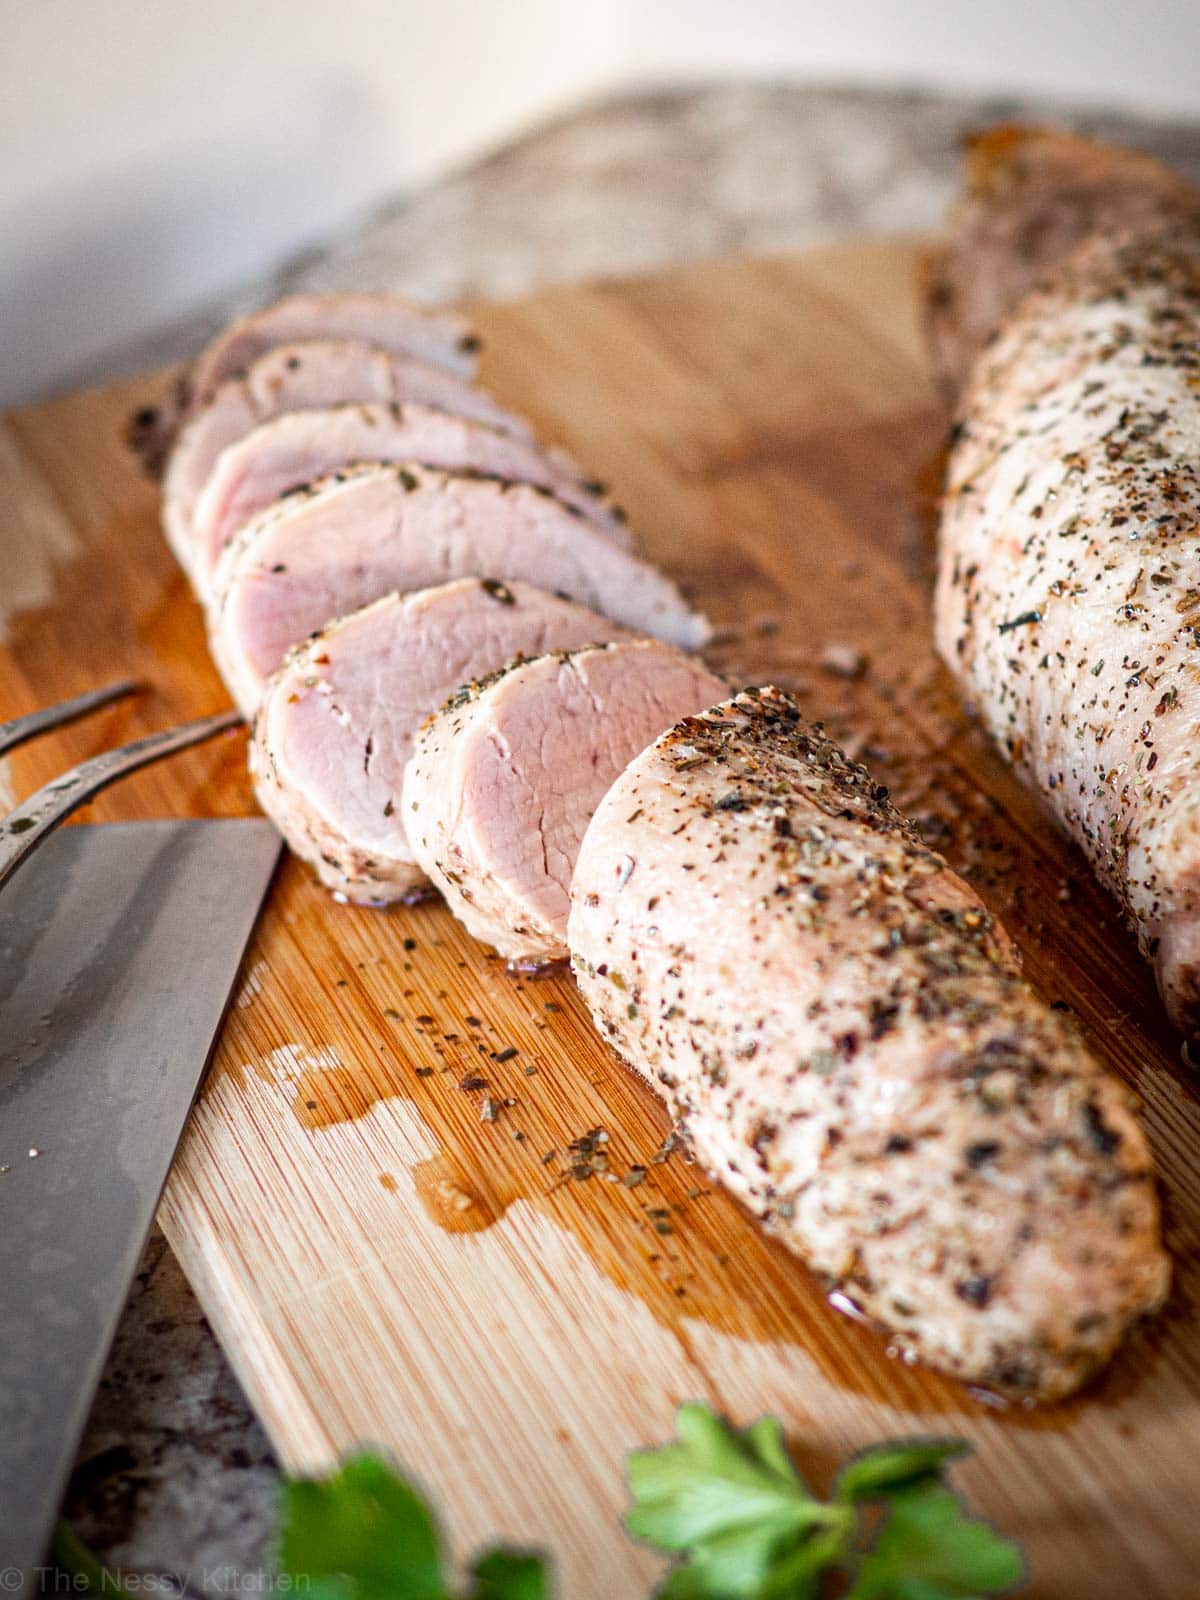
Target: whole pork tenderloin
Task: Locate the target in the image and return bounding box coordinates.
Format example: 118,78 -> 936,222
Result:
936,182 -> 1200,1031
568,687 -> 1167,1400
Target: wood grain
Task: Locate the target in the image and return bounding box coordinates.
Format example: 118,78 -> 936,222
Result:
2,239 -> 1198,1597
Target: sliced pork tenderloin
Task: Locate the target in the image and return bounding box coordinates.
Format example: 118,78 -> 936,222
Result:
250,581 -> 629,903
403,641 -> 726,965
130,291 -> 480,475
568,686 -> 1168,1400
183,402 -> 630,595
163,340 -> 533,564
210,463 -> 709,715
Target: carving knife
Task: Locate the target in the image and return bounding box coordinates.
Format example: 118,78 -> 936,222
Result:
0,818 -> 280,1593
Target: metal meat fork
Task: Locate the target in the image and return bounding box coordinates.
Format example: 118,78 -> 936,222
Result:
0,679 -> 239,892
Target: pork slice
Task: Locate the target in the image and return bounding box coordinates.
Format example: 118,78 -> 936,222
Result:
130,292 -> 480,475
186,402 -> 630,596
936,183 -> 1200,1031
163,340 -> 533,567
924,125 -> 1195,398
250,580 -> 630,903
568,686 -> 1168,1400
403,641 -> 726,964
210,463 -> 710,715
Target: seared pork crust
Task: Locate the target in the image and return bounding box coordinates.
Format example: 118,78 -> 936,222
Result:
569,687 -> 1167,1399
936,194 -> 1200,1030
924,125 -> 1195,398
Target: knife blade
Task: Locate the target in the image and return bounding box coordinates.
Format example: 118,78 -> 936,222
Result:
0,819 -> 280,1592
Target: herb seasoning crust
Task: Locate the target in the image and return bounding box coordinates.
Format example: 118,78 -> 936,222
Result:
568,688 -> 1167,1400
935,181 -> 1200,1031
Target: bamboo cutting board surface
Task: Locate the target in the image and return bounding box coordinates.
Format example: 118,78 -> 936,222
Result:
2,240 -> 1199,1598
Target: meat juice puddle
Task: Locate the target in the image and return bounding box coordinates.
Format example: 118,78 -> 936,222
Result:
236,913 -> 1138,1431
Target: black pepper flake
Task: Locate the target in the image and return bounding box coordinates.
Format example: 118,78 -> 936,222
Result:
1084,1101 -> 1122,1156
955,1275 -> 994,1308
965,1140 -> 1002,1169
997,610 -> 1042,634
490,1046 -> 519,1063
458,1074 -> 488,1091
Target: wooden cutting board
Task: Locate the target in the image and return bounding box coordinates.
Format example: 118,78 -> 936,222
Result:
2,240 -> 1199,1599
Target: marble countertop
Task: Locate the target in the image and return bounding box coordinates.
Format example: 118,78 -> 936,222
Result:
63,82 -> 1200,1590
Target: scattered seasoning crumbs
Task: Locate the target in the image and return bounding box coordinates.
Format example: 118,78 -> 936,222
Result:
458,1074 -> 488,1091
541,1149 -> 557,1165
623,1166 -> 646,1188
819,644 -> 867,679
415,1067 -> 434,1078
403,937 -> 417,951
480,1097 -> 499,1123
565,1127 -> 610,1179
650,1130 -> 681,1164
465,1015 -> 482,1028
490,1046 -> 519,1062
383,1008 -> 401,1019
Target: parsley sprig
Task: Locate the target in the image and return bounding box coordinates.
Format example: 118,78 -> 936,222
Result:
58,1405 -> 1022,1599
625,1404 -> 1023,1598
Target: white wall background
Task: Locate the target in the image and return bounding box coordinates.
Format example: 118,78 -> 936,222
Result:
2,0 -> 1198,407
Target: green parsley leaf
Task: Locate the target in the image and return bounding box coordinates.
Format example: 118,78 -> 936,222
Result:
848,1482 -> 1024,1599
279,1453 -> 446,1600
835,1440 -> 970,1502
470,1549 -> 550,1600
278,1452 -> 548,1600
626,1405 -> 1023,1600
626,1404 -> 852,1598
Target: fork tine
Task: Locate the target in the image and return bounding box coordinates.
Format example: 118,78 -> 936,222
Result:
0,680 -> 142,759
0,709 -> 242,894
